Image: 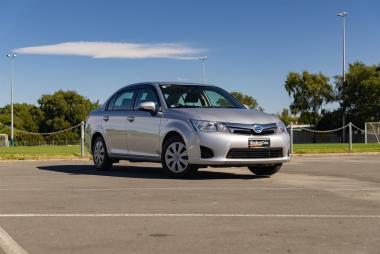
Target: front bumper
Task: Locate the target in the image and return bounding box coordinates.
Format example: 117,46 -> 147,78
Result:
186,131 -> 291,166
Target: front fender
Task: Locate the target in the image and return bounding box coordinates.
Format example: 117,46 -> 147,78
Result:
160,119 -> 200,160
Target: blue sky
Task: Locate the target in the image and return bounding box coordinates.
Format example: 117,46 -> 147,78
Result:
0,0 -> 379,113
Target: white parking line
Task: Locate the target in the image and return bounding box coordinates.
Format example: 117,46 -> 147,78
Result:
0,187 -> 378,191
0,226 -> 29,254
0,213 -> 379,219
345,160 -> 380,163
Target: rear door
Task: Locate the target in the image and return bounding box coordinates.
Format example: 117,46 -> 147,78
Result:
125,86 -> 162,157
102,88 -> 137,155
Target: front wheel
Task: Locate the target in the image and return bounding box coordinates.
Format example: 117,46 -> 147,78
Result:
162,136 -> 198,178
248,164 -> 282,176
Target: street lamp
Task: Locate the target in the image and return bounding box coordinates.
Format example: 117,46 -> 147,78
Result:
6,53 -> 16,146
199,56 -> 207,84
337,11 -> 347,81
337,11 -> 348,142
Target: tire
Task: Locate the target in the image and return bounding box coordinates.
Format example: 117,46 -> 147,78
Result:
162,136 -> 198,178
92,136 -> 113,170
248,164 -> 282,176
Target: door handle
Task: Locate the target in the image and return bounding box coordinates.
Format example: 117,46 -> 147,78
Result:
103,115 -> 109,121
127,116 -> 135,122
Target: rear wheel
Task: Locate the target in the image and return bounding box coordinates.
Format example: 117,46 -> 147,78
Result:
92,136 -> 113,170
248,164 -> 282,176
162,136 -> 198,178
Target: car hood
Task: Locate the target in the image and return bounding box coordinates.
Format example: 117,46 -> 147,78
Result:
171,108 -> 279,124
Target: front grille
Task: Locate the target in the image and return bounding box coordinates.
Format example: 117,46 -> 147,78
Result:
232,129 -> 276,135
225,123 -> 277,136
226,148 -> 283,159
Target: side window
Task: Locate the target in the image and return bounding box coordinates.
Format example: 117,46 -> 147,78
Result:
134,88 -> 160,110
112,90 -> 136,110
106,95 -> 117,111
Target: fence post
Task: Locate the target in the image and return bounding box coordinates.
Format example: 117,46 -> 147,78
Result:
364,122 -> 367,144
290,123 -> 294,154
349,122 -> 352,152
80,121 -> 85,158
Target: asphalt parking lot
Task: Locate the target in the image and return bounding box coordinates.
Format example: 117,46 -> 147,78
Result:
0,154 -> 379,254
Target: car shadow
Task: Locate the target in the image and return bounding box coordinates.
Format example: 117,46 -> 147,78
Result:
37,164 -> 266,180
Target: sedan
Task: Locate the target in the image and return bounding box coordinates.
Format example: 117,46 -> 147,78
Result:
85,82 -> 290,177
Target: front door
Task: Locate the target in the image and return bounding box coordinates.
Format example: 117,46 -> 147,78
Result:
126,87 -> 161,157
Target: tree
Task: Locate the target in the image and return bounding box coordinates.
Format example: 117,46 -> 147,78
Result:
230,91 -> 263,111
335,62 -> 380,128
0,103 -> 44,132
284,71 -> 335,126
0,90 -> 99,145
38,90 -> 99,133
277,108 -> 299,126
316,109 -> 343,130
0,103 -> 45,145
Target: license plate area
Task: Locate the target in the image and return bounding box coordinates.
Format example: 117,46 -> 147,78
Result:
248,139 -> 270,149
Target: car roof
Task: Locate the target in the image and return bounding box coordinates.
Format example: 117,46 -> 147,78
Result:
122,81 -> 217,88
156,82 -> 216,86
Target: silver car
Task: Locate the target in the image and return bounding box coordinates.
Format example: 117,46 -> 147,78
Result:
85,82 -> 290,177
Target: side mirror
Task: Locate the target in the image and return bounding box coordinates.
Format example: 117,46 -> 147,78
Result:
138,101 -> 156,112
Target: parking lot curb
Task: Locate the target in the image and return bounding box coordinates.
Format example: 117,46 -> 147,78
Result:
292,152 -> 380,157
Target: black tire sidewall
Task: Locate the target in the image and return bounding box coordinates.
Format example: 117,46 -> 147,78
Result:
93,136 -> 112,170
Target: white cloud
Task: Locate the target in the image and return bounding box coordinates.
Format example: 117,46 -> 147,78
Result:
13,41 -> 205,59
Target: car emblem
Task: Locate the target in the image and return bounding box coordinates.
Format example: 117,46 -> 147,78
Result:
253,124 -> 263,134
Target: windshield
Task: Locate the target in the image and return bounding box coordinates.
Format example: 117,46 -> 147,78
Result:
159,85 -> 244,109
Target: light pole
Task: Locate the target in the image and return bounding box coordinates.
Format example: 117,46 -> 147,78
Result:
337,11 -> 347,81
337,11 -> 347,142
6,54 -> 16,146
199,56 -> 207,84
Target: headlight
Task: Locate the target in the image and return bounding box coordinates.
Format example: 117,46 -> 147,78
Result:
276,121 -> 287,133
190,120 -> 230,133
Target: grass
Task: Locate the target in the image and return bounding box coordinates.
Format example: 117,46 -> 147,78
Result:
0,145 -> 90,160
0,143 -> 379,160
293,143 -> 380,154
